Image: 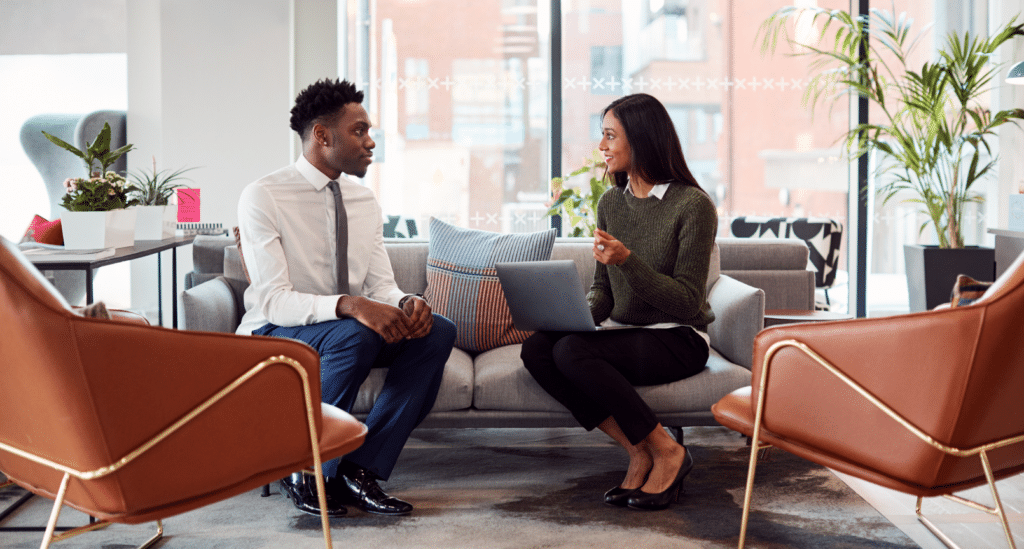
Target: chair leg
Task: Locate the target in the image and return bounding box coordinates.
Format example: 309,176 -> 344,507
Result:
136,521 -> 164,549
40,473 -> 72,548
913,449 -> 1017,549
262,483 -> 271,497
737,429 -> 764,549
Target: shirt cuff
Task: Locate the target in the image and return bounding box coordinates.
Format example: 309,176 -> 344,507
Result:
317,294 -> 342,321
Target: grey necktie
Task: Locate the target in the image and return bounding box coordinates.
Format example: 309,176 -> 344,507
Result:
327,180 -> 349,295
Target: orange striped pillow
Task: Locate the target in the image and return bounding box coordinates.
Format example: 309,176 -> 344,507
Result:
423,218 -> 556,352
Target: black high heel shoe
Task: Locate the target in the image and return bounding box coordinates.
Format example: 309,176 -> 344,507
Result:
626,447 -> 693,511
603,486 -> 638,507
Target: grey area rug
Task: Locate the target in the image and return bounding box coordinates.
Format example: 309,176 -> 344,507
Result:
1,427 -> 917,548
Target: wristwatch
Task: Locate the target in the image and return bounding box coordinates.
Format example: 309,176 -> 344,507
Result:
399,293 -> 424,309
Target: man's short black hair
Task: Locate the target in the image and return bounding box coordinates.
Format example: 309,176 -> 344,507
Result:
289,78 -> 364,141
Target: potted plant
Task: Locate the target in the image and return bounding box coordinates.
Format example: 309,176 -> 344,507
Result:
759,7 -> 1024,309
42,122 -> 138,249
546,151 -> 611,237
129,158 -> 196,240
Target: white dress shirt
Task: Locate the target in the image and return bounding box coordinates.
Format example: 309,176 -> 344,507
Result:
236,155 -> 406,335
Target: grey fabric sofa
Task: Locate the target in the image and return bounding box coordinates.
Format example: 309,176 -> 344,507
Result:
181,237 -> 813,432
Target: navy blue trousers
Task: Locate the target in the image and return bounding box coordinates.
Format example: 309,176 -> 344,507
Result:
254,314 -> 456,480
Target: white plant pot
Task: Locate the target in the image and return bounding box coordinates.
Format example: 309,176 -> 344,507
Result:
60,209 -> 137,250
133,204 -> 177,240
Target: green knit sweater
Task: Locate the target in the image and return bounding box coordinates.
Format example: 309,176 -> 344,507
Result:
588,182 -> 717,332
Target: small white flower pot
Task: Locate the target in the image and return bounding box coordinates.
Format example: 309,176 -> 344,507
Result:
133,204 -> 177,240
61,209 -> 137,250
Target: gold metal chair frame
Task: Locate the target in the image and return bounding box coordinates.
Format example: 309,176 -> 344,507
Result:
0,355 -> 341,549
737,339 -> 1024,549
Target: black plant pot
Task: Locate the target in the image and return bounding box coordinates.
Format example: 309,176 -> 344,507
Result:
903,244 -> 995,312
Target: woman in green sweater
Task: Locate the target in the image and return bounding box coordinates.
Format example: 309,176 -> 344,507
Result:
521,93 -> 717,511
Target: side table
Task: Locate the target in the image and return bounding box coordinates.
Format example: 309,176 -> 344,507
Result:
27,235 -> 195,328
764,309 -> 854,328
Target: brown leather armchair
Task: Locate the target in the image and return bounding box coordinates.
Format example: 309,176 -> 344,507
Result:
0,237 -> 367,549
712,251 -> 1024,549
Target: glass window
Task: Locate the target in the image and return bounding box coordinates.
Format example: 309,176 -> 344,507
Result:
561,0 -> 850,311
590,45 -> 622,96
352,0 -> 992,317
362,0 -> 551,235
404,58 -> 430,140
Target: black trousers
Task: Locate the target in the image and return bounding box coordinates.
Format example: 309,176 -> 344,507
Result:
520,327 -> 709,445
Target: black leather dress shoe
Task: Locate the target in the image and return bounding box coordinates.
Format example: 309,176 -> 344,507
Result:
335,465 -> 413,515
280,473 -> 347,517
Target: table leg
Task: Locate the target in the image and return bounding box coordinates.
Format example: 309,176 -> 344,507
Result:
85,269 -> 94,304
172,247 -> 178,329
157,252 -> 164,327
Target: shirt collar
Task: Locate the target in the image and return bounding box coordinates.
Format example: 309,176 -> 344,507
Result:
624,180 -> 671,200
296,154 -> 334,192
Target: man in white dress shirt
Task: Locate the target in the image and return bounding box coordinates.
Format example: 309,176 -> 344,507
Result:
236,79 -> 456,518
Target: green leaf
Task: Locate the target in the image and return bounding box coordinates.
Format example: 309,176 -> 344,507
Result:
41,131 -> 85,159
87,122 -> 113,157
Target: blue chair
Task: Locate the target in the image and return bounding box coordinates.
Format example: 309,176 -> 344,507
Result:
19,111 -> 128,305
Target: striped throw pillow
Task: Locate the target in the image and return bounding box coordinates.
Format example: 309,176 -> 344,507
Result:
949,274 -> 992,307
424,218 -> 556,352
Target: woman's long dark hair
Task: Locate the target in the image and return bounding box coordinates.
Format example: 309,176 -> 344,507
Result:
602,93 -> 704,194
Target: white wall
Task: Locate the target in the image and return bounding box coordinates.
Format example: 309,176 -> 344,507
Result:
126,0 -> 295,323
0,0 -> 126,54
292,0 -> 340,157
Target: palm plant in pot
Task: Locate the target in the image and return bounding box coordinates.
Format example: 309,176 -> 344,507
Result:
759,6 -> 1024,310
129,158 -> 196,240
41,122 -> 138,249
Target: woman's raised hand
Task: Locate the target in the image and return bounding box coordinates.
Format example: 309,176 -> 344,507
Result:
593,228 -> 630,266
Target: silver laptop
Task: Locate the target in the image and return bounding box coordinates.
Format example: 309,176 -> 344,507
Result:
495,260 -> 636,332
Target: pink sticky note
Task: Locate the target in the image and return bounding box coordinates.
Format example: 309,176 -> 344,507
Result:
177,188 -> 201,222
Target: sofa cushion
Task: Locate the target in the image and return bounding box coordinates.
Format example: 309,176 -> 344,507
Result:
716,237 -> 808,271
351,347 -> 474,413
473,344 -> 565,412
423,218 -> 556,352
634,348 -> 751,412
473,345 -> 751,414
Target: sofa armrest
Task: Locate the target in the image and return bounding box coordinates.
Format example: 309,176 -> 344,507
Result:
181,276 -> 246,333
185,235 -> 236,290
707,274 -> 765,369
722,269 -> 815,310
